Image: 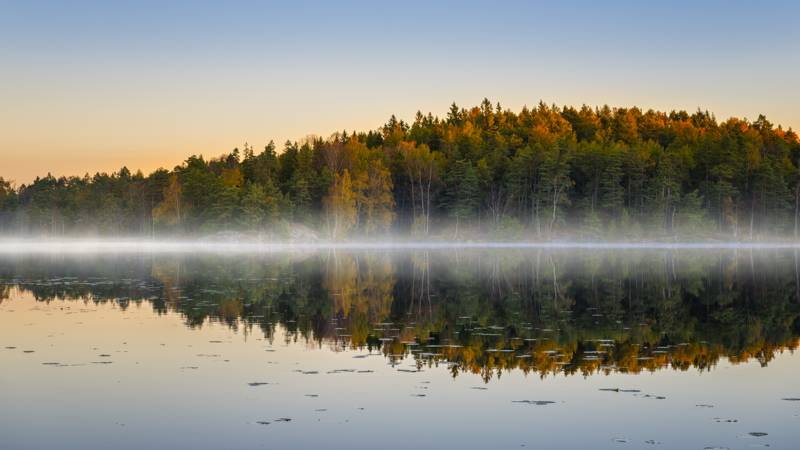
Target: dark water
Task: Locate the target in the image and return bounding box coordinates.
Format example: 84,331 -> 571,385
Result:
1,249 -> 799,449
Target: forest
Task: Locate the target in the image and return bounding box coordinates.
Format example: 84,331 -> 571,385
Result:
1,100 -> 799,239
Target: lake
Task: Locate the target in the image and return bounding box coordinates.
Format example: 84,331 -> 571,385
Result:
1,248 -> 798,449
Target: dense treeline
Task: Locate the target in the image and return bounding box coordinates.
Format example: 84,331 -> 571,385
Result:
2,100 -> 800,239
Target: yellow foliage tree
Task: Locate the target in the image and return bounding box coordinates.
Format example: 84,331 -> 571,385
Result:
153,174 -> 183,226
361,161 -> 395,234
221,167 -> 243,188
325,169 -> 357,238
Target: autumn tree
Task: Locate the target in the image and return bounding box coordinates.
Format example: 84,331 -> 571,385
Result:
325,169 -> 357,238
153,174 -> 183,227
402,143 -> 440,235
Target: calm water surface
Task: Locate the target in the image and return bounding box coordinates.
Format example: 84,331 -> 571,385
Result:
1,249 -> 799,449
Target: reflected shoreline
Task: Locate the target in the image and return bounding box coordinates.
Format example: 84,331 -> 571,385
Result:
2,249 -> 799,382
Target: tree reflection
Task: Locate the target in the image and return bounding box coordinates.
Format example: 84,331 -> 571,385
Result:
1,249 -> 798,381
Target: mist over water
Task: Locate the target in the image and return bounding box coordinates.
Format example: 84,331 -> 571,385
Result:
4,238 -> 800,254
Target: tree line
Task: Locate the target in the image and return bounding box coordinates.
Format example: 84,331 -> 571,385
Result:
2,99 -> 799,239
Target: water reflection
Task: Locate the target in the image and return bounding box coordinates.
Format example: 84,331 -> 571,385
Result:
1,249 -> 798,382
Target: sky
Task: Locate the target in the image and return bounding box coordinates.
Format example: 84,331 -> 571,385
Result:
1,0 -> 799,184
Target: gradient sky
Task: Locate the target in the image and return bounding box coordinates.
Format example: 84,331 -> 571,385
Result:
1,0 -> 798,184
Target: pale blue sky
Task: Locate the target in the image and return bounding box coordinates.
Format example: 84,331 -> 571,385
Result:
1,0 -> 798,182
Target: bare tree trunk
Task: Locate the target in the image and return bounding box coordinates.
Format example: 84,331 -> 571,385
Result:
794,183 -> 799,239
549,182 -> 561,234
665,185 -> 671,232
426,165 -> 432,235
176,190 -> 181,226
417,168 -> 426,234
409,171 -> 416,219
795,249 -> 799,303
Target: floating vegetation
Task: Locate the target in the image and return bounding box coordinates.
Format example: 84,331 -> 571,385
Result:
639,394 -> 666,400
512,400 -> 556,406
